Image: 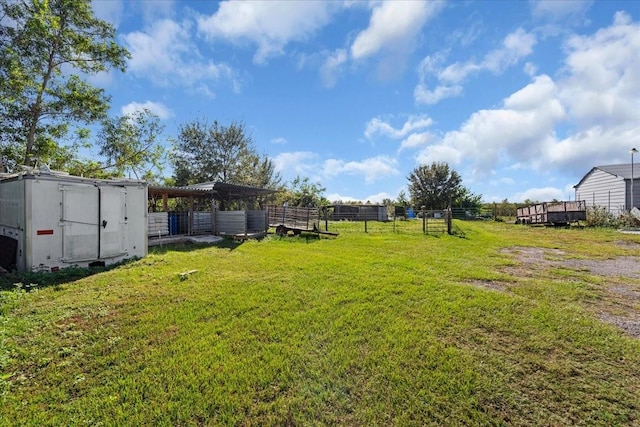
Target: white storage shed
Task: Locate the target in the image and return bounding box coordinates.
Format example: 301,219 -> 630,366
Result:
574,164 -> 639,216
0,170 -> 148,272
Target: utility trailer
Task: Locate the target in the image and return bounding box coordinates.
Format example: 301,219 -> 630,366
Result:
516,201 -> 586,226
0,169 -> 147,272
267,205 -> 337,236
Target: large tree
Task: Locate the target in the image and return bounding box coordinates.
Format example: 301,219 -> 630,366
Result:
407,162 -> 465,209
92,109 -> 166,181
0,0 -> 129,170
172,119 -> 281,191
284,176 -> 327,207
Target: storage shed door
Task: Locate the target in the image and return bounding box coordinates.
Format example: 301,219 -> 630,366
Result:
99,186 -> 127,258
61,184 -> 99,262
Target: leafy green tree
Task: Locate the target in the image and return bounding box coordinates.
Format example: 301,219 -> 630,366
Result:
172,119 -> 281,192
407,162 -> 464,209
87,109 -> 166,181
453,186 -> 482,209
0,0 -> 129,170
396,190 -> 409,206
283,176 -> 327,207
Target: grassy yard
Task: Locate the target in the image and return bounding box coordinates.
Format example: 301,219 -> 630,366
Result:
1,220 -> 639,426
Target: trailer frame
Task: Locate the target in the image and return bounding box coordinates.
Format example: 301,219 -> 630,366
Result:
267,205 -> 338,236
516,201 -> 587,226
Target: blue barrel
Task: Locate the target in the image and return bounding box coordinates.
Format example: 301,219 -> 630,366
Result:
169,213 -> 178,235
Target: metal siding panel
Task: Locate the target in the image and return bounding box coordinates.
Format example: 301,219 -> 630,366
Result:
61,184 -> 99,262
124,184 -> 148,259
575,169 -> 625,214
193,211 -> 212,233
247,211 -> 267,232
216,211 -> 246,235
99,186 -> 127,258
148,212 -> 169,236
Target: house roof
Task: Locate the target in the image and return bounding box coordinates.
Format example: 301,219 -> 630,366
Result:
574,163 -> 638,188
595,164 -> 637,180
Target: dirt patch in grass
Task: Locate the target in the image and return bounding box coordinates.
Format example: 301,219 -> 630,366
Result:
499,246 -> 640,338
466,280 -> 509,292
615,239 -> 640,248
500,246 -> 640,279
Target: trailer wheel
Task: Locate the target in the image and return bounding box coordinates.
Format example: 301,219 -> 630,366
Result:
276,225 -> 288,236
293,229 -> 301,236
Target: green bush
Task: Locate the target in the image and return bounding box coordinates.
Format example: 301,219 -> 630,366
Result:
585,206 -> 620,227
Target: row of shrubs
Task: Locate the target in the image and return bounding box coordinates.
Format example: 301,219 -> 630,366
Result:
584,206 -> 639,228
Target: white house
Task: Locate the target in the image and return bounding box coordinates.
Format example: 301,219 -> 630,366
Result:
574,164 -> 639,216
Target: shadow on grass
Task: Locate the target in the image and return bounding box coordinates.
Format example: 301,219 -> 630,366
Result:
274,232 -> 325,244
0,238 -> 251,292
0,263 -> 122,292
150,237 -> 245,255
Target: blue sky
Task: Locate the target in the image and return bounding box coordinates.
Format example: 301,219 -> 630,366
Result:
90,0 -> 640,203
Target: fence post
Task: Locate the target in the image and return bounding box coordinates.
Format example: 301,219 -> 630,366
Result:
211,200 -> 217,235
421,206 -> 426,234
364,212 -> 368,233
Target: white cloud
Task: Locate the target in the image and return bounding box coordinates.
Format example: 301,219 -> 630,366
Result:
322,156 -> 399,184
512,187 -> 566,202
326,191 -> 398,204
320,49 -> 348,88
414,84 -> 463,105
349,1 -> 443,80
122,19 -> 234,89
439,28 -> 537,83
197,1 -> 336,64
92,0 -> 124,27
365,114 -> 433,140
416,74 -> 565,175
139,0 -> 175,24
523,62 -> 537,76
530,0 -> 593,21
494,177 -> 515,186
415,28 -> 537,105
350,1 -> 441,60
413,12 -> 640,188
364,192 -> 396,204
399,132 -> 432,151
121,101 -> 172,119
272,151 -> 318,176
271,137 -> 288,145
558,12 -> 640,128
415,144 -> 464,167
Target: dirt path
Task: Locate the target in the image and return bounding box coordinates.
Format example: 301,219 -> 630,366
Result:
491,246 -> 640,338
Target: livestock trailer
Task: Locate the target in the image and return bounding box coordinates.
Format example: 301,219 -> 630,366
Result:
0,170 -> 148,272
516,201 -> 586,226
267,205 -> 337,236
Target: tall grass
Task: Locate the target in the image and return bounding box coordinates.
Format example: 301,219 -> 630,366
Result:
0,220 -> 639,426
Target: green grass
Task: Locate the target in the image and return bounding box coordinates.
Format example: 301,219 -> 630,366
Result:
1,220 -> 639,426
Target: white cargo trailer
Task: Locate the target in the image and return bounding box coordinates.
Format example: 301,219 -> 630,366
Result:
0,170 -> 148,272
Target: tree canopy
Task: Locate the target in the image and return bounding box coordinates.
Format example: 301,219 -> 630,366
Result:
93,109 -> 166,181
0,0 -> 129,170
280,176 -> 327,207
407,162 -> 477,209
171,119 -> 281,191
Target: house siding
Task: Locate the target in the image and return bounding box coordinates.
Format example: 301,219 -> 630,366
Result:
625,178 -> 640,211
575,169 -> 626,215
